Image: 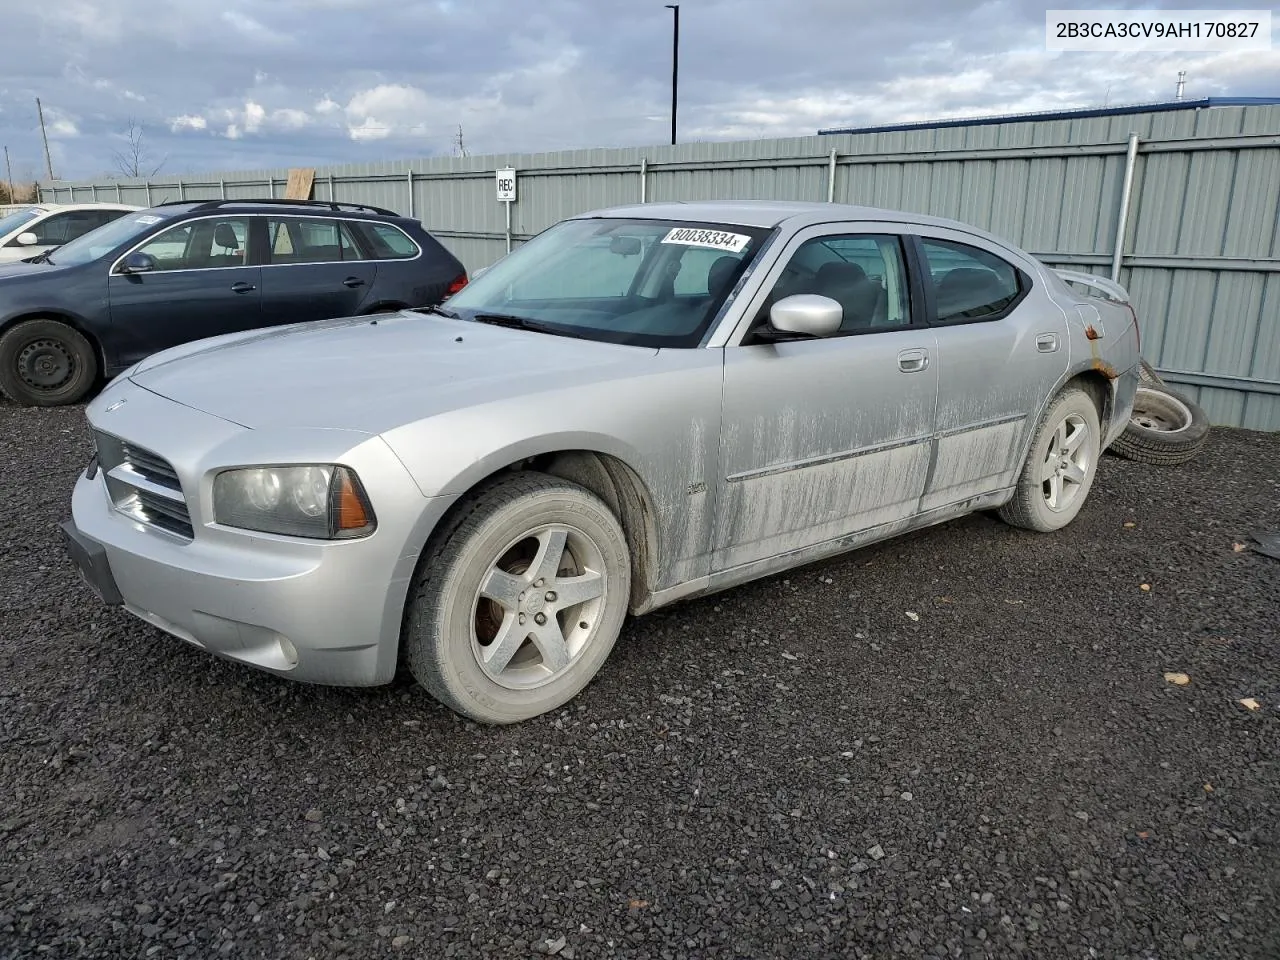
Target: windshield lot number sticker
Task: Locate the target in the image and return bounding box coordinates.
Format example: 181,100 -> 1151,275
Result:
661,227 -> 750,253
134,215 -> 163,224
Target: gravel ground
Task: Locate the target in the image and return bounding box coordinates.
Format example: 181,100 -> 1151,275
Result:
1,398 -> 1278,960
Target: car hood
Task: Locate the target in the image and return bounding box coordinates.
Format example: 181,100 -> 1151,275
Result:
0,259 -> 62,279
130,312 -> 660,433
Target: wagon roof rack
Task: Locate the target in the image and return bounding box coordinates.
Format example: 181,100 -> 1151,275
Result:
148,198 -> 401,217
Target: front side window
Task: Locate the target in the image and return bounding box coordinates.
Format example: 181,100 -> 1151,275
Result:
758,233 -> 911,334
132,217 -> 251,271
43,211 -> 179,267
266,218 -> 363,264
444,217 -> 770,347
355,222 -> 420,259
29,211 -> 85,246
0,207 -> 41,243
920,238 -> 1021,322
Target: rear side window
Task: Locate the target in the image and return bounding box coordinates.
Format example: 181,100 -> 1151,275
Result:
354,222 -> 420,260
920,238 -> 1021,322
266,218 -> 363,264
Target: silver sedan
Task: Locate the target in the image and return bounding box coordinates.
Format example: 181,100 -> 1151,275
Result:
62,201 -> 1140,723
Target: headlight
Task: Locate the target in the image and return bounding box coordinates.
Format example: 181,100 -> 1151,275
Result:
213,465 -> 376,539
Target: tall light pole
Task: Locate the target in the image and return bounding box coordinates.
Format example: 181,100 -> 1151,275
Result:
35,98 -> 55,181
665,4 -> 679,145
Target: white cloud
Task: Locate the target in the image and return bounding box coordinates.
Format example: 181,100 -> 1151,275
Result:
271,108 -> 311,130
225,124 -> 241,140
242,101 -> 266,133
169,114 -> 208,132
344,84 -> 434,140
315,97 -> 342,115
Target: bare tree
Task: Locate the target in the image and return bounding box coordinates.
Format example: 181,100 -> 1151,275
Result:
111,120 -> 167,178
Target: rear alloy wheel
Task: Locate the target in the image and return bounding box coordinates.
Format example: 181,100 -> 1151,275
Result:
1110,383 -> 1209,466
404,472 -> 631,724
998,387 -> 1101,532
0,319 -> 99,407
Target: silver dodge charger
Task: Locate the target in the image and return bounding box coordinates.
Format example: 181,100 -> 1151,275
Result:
62,201 -> 1140,723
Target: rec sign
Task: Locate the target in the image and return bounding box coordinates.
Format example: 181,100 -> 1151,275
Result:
495,168 -> 517,202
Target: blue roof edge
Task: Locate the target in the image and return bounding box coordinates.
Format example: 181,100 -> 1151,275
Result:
817,97 -> 1280,136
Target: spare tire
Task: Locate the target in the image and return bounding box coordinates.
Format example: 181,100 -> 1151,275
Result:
1137,358 -> 1165,386
1111,383 -> 1209,466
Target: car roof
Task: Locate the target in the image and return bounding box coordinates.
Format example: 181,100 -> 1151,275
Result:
574,200 -> 1021,249
17,202 -> 141,213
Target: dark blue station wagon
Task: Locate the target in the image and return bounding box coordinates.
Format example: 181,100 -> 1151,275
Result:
0,198 -> 468,406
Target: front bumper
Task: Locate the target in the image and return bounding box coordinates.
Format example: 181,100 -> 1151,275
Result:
63,384 -> 455,687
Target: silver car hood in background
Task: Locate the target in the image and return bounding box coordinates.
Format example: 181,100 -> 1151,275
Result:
130,312 -> 659,434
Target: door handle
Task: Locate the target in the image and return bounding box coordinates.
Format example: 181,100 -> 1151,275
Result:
1036,333 -> 1059,353
897,348 -> 929,373
343,277 -> 366,288
230,281 -> 256,293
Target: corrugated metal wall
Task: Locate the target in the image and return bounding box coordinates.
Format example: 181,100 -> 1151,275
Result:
39,104 -> 1280,428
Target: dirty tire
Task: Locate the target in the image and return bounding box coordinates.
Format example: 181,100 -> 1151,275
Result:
1110,383 -> 1209,466
403,472 -> 631,724
0,319 -> 98,407
1137,358 -> 1164,386
998,387 -> 1101,533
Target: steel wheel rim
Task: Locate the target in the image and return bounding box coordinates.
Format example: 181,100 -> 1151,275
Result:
17,338 -> 75,390
469,523 -> 607,690
1039,412 -> 1092,513
1130,388 -> 1192,434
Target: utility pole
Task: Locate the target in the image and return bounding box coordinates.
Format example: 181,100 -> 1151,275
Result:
665,4 -> 679,145
4,146 -> 15,205
35,98 -> 55,181
1175,70 -> 1186,100
453,125 -> 468,158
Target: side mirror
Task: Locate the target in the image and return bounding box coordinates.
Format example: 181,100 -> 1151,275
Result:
120,252 -> 158,274
609,236 -> 641,256
768,294 -> 843,338
15,232 -> 38,246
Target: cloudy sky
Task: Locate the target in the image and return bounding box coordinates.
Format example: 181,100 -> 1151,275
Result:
1,0 -> 1276,182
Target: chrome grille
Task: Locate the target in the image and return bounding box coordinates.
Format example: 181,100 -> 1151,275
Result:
95,432 -> 194,540
120,442 -> 181,486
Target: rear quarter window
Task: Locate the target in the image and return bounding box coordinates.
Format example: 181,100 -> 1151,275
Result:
354,222 -> 420,260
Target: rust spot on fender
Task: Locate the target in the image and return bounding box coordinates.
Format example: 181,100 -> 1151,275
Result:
1092,358 -> 1118,379
1084,325 -> 1102,341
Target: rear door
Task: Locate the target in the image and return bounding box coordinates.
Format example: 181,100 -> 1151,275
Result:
107,216 -> 263,365
257,217 -> 377,326
912,232 -> 1069,511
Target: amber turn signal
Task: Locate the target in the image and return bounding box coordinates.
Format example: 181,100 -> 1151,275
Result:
330,467 -> 376,537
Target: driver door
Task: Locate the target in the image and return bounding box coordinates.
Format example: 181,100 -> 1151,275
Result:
108,217 -> 263,365
712,223 -> 939,572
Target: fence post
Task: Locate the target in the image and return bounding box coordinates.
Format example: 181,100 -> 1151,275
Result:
220,178 -> 226,199
115,182 -> 122,202
145,180 -> 152,207
1110,132 -> 1141,282
177,179 -> 185,201
267,177 -> 275,198
407,170 -> 414,218
826,148 -> 838,202
328,173 -> 336,202
90,183 -> 98,201
639,158 -> 647,203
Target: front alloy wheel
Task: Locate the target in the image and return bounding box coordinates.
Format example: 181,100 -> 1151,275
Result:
405,472 -> 631,724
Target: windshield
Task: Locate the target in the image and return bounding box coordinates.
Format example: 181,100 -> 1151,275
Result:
0,207 -> 41,237
445,217 -> 772,347
45,210 -> 173,266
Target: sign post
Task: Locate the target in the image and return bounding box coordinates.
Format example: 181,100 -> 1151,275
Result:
496,167 -> 517,253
